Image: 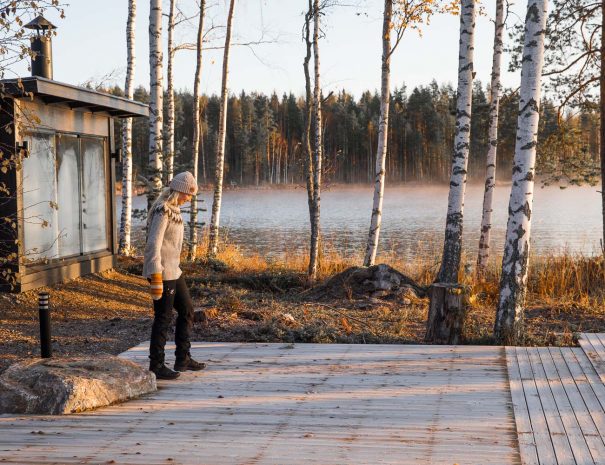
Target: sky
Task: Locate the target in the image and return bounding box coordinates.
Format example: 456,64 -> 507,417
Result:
12,0 -> 529,98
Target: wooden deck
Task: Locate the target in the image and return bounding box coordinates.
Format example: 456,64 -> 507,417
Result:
0,342 -> 520,465
579,333 -> 605,385
506,341 -> 605,465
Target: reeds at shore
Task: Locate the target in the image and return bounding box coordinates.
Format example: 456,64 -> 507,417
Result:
188,235 -> 604,312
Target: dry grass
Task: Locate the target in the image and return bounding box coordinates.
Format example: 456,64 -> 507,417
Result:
0,269 -> 152,373
196,236 -> 604,307
1,238 -> 603,374
186,237 -> 604,347
193,235 -> 440,282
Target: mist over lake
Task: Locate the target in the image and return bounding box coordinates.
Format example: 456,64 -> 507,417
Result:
122,184 -> 602,262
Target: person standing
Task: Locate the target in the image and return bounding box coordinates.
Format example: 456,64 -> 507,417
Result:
143,171 -> 206,380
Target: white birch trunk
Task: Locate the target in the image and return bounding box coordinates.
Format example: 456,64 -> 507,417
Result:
302,0 -> 316,278
165,0 -> 176,183
148,0 -> 163,211
187,0 -> 205,261
476,0 -> 505,276
200,104 -> 207,184
437,0 -> 476,283
208,0 -> 235,257
601,0 -> 605,256
494,0 -> 548,343
364,0 -> 392,267
309,0 -> 322,280
118,0 -> 136,255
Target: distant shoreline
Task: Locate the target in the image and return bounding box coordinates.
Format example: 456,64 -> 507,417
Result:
114,179 -> 605,196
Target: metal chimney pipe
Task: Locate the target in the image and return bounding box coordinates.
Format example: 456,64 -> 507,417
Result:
30,35 -> 53,79
24,15 -> 57,80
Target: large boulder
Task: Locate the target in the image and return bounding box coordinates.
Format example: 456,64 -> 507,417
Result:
0,356 -> 156,415
303,264 -> 428,302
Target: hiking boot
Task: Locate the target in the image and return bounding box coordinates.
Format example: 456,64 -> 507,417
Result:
174,357 -> 207,372
150,364 -> 180,380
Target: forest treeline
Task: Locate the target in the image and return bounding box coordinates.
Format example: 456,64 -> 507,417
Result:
107,80 -> 599,187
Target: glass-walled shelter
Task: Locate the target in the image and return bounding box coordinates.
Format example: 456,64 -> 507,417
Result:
0,77 -> 148,292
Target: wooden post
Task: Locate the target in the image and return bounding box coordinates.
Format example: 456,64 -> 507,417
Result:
425,283 -> 469,344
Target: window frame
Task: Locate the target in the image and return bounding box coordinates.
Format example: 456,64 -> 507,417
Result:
79,134 -> 110,255
54,132 -> 83,260
20,130 -> 111,271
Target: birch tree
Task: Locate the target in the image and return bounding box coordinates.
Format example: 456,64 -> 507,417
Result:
187,0 -> 205,261
364,0 -> 440,266
600,0 -> 605,257
436,0 -> 476,283
302,0 -> 316,278
165,0 -> 176,183
119,0 -> 136,256
364,0 -> 393,267
476,0 -> 505,276
309,0 -> 322,279
494,0 -> 548,343
508,0 -> 604,255
208,0 -> 236,257
148,0 -> 164,210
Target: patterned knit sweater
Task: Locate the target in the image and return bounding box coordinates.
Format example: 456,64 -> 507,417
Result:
143,201 -> 184,281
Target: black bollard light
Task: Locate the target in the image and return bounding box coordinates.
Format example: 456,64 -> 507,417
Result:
38,291 -> 52,358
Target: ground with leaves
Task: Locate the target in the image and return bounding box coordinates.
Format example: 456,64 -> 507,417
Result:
1,254 -> 603,374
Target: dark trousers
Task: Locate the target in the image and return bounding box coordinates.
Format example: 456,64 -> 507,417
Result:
149,275 -> 194,368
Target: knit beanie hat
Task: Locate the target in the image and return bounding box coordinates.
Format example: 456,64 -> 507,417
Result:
170,171 -> 198,196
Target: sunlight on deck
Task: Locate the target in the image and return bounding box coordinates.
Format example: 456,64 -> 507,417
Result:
0,343 -> 519,465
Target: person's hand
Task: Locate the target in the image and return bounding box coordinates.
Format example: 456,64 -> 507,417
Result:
149,273 -> 163,300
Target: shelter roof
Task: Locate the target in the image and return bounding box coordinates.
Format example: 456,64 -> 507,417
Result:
0,77 -> 148,118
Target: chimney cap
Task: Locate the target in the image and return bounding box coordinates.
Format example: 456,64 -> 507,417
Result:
24,15 -> 57,31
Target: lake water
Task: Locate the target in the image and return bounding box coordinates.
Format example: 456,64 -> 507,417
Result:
122,184 -> 603,261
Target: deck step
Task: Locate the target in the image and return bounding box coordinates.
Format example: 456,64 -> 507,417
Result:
506,341 -> 605,465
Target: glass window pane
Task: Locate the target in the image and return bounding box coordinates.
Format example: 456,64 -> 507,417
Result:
21,134 -> 59,262
56,134 -> 81,257
81,137 -> 108,253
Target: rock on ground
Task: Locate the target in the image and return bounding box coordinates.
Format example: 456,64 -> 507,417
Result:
304,264 -> 428,302
0,356 -> 156,415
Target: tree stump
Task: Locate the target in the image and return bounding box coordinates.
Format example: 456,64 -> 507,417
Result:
425,283 -> 469,344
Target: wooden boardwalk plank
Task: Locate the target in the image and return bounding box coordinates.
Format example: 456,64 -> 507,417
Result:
550,347 -> 601,438
561,348 -> 605,443
505,342 -> 605,465
579,333 -> 605,385
553,346 -> 605,465
582,334 -> 605,362
516,346 -> 559,464
561,349 -> 605,433
568,347 -> 605,465
572,346 -> 605,414
538,347 -> 597,465
506,346 -> 540,465
0,342 -> 520,465
527,347 -> 576,464
551,345 -> 605,464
